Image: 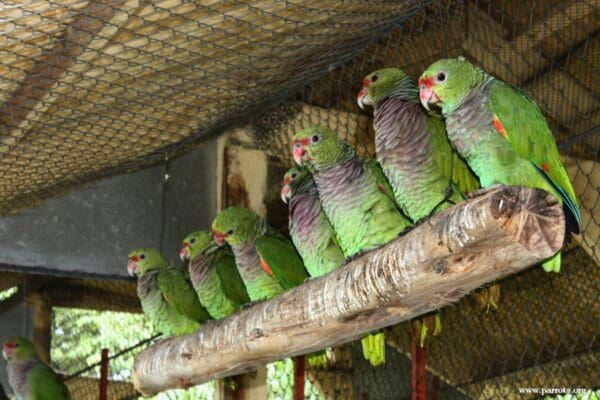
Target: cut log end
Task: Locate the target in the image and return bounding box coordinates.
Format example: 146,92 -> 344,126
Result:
491,186 -> 565,257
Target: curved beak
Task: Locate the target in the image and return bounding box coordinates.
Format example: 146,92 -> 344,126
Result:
179,243 -> 190,261
293,147 -> 307,166
292,139 -> 310,166
127,257 -> 138,277
357,87 -> 372,110
281,184 -> 291,204
418,78 -> 440,111
212,228 -> 226,246
2,343 -> 14,360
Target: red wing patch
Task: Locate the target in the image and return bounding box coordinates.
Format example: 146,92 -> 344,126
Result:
377,183 -> 388,195
260,258 -> 273,276
541,162 -> 550,173
492,116 -> 508,140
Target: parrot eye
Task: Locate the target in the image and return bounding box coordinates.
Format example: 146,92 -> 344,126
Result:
227,229 -> 234,235
437,72 -> 446,82
190,238 -> 196,244
311,135 -> 321,143
140,254 -> 146,259
371,75 -> 379,82
291,173 -> 297,179
14,343 -> 19,348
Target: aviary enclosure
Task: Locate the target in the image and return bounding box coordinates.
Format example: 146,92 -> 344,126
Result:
0,0 -> 598,399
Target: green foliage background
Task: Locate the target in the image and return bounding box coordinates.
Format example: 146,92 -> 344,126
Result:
51,307 -> 214,399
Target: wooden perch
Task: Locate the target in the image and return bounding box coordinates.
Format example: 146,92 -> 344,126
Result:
133,186 -> 564,395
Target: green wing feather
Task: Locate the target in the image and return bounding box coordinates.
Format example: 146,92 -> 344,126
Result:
158,268 -> 211,323
29,364 -> 71,400
214,248 -> 251,305
489,83 -> 580,227
255,233 -> 308,290
428,116 -> 480,195
366,158 -> 413,227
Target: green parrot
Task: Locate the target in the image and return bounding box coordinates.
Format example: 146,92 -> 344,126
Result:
281,166 -> 345,278
180,230 -> 250,319
418,58 -> 581,272
357,67 -> 482,344
211,208 -> 326,370
291,126 -> 412,258
2,336 -> 71,400
292,126 -> 412,366
357,67 -> 479,221
211,207 -> 308,302
128,247 -> 211,336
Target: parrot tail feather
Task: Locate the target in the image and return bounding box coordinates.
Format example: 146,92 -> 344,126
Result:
533,163 -> 581,234
542,251 -> 561,273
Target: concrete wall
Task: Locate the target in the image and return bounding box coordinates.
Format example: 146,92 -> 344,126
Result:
0,140 -> 219,279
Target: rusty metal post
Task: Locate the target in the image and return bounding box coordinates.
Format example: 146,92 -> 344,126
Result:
99,348 -> 109,400
293,355 -> 306,400
411,326 -> 426,400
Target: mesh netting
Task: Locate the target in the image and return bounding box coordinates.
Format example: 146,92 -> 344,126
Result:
53,307 -> 215,399
0,0 -> 427,215
1,0 -> 599,399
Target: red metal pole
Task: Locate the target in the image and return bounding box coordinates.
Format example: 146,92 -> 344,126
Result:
293,355 -> 306,400
411,326 -> 427,400
99,348 -> 109,400
431,375 -> 441,400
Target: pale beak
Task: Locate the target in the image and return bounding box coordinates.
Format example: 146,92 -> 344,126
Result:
127,260 -> 138,277
212,229 -> 226,245
356,87 -> 372,110
419,87 -> 439,111
2,347 -> 10,360
179,246 -> 189,261
281,184 -> 291,204
293,147 -> 307,166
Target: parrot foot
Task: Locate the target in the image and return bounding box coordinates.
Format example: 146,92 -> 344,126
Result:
472,284 -> 501,312
241,300 -> 264,309
465,184 -> 504,199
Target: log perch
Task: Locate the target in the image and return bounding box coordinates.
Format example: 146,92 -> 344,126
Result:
133,186 -> 565,395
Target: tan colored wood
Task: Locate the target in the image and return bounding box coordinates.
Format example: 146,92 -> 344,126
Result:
30,295 -> 52,365
132,186 -> 564,396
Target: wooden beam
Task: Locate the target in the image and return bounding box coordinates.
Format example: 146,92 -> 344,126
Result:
132,186 -> 564,396
29,293 -> 52,365
40,284 -> 141,313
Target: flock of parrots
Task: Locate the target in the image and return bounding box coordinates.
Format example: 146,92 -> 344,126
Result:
1,58 -> 580,399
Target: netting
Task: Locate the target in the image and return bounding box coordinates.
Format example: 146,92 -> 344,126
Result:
53,307 -> 215,399
1,0 -> 599,399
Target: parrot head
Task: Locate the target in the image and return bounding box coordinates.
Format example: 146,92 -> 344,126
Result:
280,166 -> 307,204
418,58 -> 483,112
292,126 -> 349,168
212,207 -> 262,246
2,336 -> 37,363
357,68 -> 412,109
127,247 -> 169,277
180,230 -> 217,261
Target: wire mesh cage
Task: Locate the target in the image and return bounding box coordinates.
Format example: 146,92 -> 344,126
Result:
0,0 -> 598,399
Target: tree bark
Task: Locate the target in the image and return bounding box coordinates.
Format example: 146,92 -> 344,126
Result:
133,186 -> 564,396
